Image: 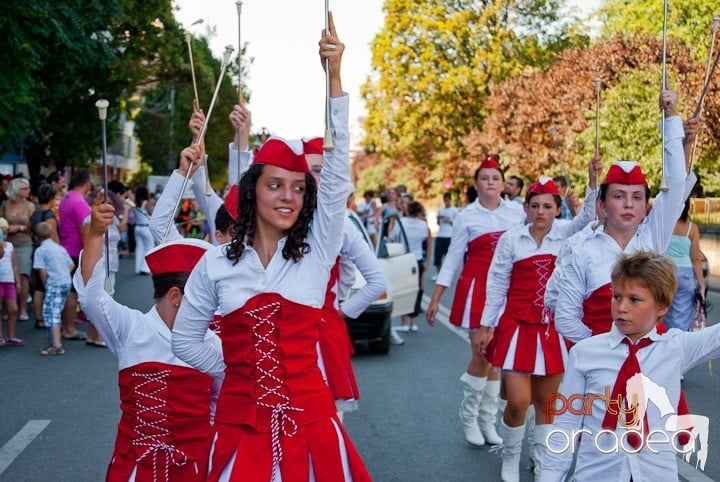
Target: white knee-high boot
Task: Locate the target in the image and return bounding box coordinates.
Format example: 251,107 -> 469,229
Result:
459,373 -> 486,446
479,379 -> 503,445
531,424 -> 553,479
499,421 -> 525,482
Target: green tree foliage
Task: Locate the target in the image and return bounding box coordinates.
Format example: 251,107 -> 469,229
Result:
0,0 -> 185,176
133,35 -> 250,187
466,35 -> 719,192
597,0 -> 719,60
360,0 -> 588,195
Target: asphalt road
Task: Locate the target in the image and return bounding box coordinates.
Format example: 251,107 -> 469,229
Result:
0,253 -> 719,481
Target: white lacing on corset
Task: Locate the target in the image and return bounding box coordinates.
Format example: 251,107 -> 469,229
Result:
247,301 -> 304,480
131,368 -> 187,482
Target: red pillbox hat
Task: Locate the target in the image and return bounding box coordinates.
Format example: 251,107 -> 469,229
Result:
478,156 -> 501,171
145,238 -> 212,275
602,161 -> 648,186
528,176 -> 560,195
253,137 -> 309,173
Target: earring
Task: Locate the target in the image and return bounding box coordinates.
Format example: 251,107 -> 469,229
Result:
175,303 -> 180,308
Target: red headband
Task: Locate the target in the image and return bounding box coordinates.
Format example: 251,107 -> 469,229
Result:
253,137 -> 309,173
602,161 -> 648,186
145,238 -> 211,275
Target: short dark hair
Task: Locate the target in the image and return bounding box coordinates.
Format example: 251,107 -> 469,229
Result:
552,175 -> 568,188
37,184 -> 56,205
599,183 -> 651,203
407,200 -> 424,217
152,272 -> 190,299
135,186 -> 149,204
47,170 -> 63,184
443,192 -> 452,201
70,169 -> 90,189
108,180 -> 126,195
510,175 -> 524,191
474,165 -> 505,182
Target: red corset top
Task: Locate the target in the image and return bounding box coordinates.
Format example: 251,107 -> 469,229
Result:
583,283 -> 613,335
466,231 -> 504,267
116,362 -> 213,480
501,254 -> 556,325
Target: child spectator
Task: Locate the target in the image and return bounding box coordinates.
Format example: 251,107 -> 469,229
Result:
540,251 -> 720,481
33,222 -> 74,355
0,217 -> 22,347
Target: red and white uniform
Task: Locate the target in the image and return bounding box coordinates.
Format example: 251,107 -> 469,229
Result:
74,256 -> 222,482
172,95 -> 371,482
435,198 -> 525,330
480,187 -> 596,375
551,117 -> 695,343
318,216 -> 387,412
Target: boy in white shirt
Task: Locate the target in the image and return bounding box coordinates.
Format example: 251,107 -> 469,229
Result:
540,251 -> 720,481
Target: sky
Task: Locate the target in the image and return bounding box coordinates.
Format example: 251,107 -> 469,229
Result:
174,0 -> 602,149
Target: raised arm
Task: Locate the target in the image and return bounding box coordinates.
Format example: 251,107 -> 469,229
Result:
149,145 -> 204,244
74,191 -> 141,352
311,13 -> 352,264
227,101 -> 254,186
647,88 -> 688,252
560,155 -> 601,237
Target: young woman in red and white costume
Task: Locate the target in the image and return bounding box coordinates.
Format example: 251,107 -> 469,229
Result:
550,88 -> 696,343
75,187 -> 222,482
426,156 -> 526,447
304,137 -> 387,418
476,156 -> 600,481
171,16 -> 371,481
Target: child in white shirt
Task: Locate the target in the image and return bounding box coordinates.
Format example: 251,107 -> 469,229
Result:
540,251 -> 720,481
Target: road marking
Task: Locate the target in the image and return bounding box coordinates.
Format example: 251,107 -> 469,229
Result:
0,420 -> 51,475
421,294 -> 470,344
422,295 -> 717,482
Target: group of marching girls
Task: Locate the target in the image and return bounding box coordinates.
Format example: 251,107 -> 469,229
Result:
75,14 -> 375,481
426,78 -> 710,481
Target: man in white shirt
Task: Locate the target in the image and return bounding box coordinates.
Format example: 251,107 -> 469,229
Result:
432,192 -> 458,281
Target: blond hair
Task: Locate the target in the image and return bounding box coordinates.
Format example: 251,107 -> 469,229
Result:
611,251 -> 678,308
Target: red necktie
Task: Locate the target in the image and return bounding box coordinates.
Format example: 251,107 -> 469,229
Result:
602,338 -> 652,449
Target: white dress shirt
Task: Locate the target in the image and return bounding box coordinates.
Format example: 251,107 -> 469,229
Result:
540,323 -> 720,482
435,198 -> 525,288
171,94 -> 352,379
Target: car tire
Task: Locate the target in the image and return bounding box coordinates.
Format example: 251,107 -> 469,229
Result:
368,325 -> 391,355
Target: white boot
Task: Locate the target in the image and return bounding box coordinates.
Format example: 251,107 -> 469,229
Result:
499,421 -> 525,482
479,379 -> 503,445
459,373 -> 486,447
531,424 -> 553,479
526,405 -> 537,470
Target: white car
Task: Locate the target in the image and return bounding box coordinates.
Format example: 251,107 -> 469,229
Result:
342,210 -> 420,354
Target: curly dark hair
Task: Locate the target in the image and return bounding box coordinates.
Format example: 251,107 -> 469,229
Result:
225,163 -> 317,264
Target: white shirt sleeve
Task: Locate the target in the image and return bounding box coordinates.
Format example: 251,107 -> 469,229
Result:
436,213 -> 469,287
676,324 -> 720,373
480,230 -> 514,328
73,251 -> 140,354
149,170 -> 186,244
340,226 -> 388,319
310,94 -> 353,265
647,116 -> 686,253
538,347 -> 586,481
171,254 -> 226,379
227,143 -> 254,186
552,247 -> 592,343
189,159 -> 223,245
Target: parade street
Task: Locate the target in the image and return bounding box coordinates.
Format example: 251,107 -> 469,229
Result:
1,253 -> 719,482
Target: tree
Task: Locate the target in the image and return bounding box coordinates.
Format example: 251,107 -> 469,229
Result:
465,35 -> 719,192
597,0 -> 719,60
0,1 -> 187,176
133,34 -> 251,187
360,0 -> 588,195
